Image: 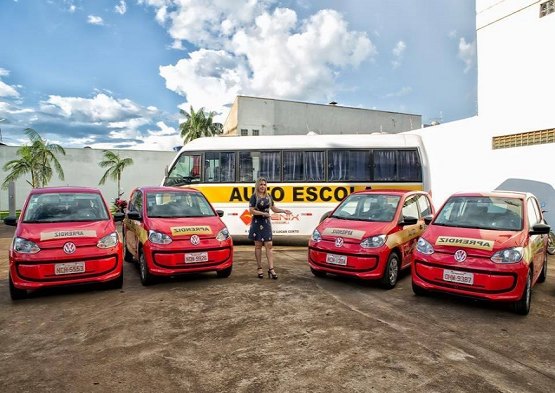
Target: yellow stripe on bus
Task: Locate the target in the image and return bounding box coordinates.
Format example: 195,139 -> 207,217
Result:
184,184 -> 423,204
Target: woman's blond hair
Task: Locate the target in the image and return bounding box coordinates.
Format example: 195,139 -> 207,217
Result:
254,177 -> 268,198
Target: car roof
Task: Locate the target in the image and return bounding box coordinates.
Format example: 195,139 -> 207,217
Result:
30,186 -> 102,195
351,189 -> 426,197
449,191 -> 532,200
134,186 -> 200,194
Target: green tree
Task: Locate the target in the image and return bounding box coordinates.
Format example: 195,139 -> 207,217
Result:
179,106 -> 220,144
98,150 -> 134,197
2,128 -> 66,189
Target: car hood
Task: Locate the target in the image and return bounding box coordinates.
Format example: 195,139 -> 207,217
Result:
318,217 -> 393,243
423,225 -> 526,255
17,220 -> 116,246
145,216 -> 225,238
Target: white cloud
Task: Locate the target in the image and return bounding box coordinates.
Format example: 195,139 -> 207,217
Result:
458,37 -> 476,73
157,5 -> 375,119
87,15 -> 104,25
40,93 -> 144,122
129,122 -> 182,151
0,68 -> 20,98
115,1 -> 127,15
392,40 -> 406,69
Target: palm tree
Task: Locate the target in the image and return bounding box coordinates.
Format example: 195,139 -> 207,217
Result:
98,150 -> 134,197
179,106 -> 219,144
25,128 -> 65,187
1,128 -> 65,189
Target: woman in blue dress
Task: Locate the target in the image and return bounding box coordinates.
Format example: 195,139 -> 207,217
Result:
248,177 -> 291,279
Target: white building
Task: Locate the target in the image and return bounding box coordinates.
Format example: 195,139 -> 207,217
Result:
412,0 -> 555,223
223,95 -> 421,136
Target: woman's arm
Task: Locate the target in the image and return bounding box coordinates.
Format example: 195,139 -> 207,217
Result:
270,205 -> 292,215
249,206 -> 271,217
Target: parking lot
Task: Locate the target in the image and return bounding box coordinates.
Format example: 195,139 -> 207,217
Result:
0,223 -> 554,393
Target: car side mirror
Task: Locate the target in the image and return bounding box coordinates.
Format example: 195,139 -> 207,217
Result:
3,216 -> 17,226
423,215 -> 433,225
530,223 -> 550,235
216,210 -> 224,217
399,216 -> 418,226
113,212 -> 125,222
127,211 -> 142,221
320,211 -> 332,223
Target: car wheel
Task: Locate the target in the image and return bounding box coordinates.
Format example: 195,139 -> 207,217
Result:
122,227 -> 134,262
9,274 -> 27,300
547,231 -> 555,255
107,272 -> 124,290
216,266 -> 232,278
412,281 -> 428,296
380,252 -> 400,289
538,254 -> 548,283
139,251 -> 154,286
513,269 -> 532,315
310,267 -> 327,278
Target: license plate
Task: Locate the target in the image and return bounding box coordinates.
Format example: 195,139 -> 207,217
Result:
443,269 -> 474,285
185,252 -> 208,264
55,262 -> 85,275
326,253 -> 347,266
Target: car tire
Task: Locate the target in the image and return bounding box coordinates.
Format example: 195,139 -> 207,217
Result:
122,228 -> 134,262
380,252 -> 400,289
216,266 -> 232,278
538,254 -> 548,283
412,281 -> 427,296
513,269 -> 532,315
9,274 -> 27,300
310,267 -> 327,278
107,272 -> 124,290
139,251 -> 154,286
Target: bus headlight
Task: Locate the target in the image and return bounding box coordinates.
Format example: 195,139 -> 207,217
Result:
148,230 -> 172,245
491,247 -> 523,263
97,232 -> 119,249
13,237 -> 40,254
416,237 -> 434,255
360,235 -> 386,248
216,227 -> 230,241
311,229 -> 322,242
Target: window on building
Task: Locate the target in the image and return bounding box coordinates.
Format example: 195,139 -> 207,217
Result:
240,128 -> 248,136
540,0 -> 555,17
252,129 -> 259,136
492,128 -> 555,149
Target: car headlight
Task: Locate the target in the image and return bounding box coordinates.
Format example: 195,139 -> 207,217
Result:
491,247 -> 523,264
216,227 -> 230,241
311,228 -> 322,242
360,234 -> 386,248
13,237 -> 40,254
148,230 -> 172,245
97,232 -> 119,249
416,237 -> 434,255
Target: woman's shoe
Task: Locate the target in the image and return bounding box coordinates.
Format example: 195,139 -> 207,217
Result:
268,268 -> 278,280
257,268 -> 264,279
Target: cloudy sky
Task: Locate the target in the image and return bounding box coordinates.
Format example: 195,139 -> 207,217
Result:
0,0 -> 477,151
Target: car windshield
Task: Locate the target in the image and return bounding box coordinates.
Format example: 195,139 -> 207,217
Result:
146,191 -> 216,218
23,193 -> 109,223
331,194 -> 400,222
434,196 -> 523,231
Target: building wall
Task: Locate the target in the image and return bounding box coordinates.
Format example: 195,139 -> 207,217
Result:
0,146 -> 175,211
226,96 -> 422,136
477,0 -> 554,129
412,0 -> 555,224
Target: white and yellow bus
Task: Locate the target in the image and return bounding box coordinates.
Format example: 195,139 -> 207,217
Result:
162,133 -> 431,238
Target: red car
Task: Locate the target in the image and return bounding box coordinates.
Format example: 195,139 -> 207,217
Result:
4,187 -> 124,300
122,186 -> 233,285
308,190 -> 434,288
412,191 -> 550,314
